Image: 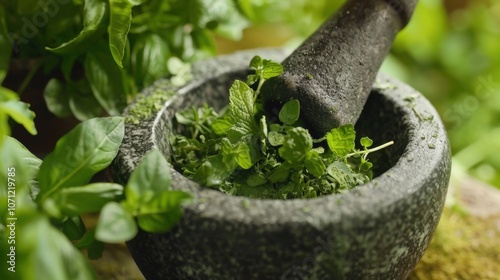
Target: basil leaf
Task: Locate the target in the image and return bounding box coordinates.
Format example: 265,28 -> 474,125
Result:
109,0 -> 133,67
279,99 -> 300,125
137,190 -> 191,232
85,49 -> 128,115
0,6 -> 11,83
125,149 -> 172,208
37,117 -> 124,201
43,79 -> 71,118
58,183 -> 124,216
95,201 -> 137,243
61,216 -> 86,240
47,0 -> 108,55
69,79 -> 102,120
131,33 -> 170,87
18,215 -> 98,280
0,99 -> 37,135
279,127 -> 313,165
326,124 -> 356,158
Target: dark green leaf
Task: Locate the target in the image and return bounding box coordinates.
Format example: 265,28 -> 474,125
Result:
16,0 -> 39,15
279,127 -> 313,164
69,79 -> 102,121
326,124 -> 356,158
0,6 -> 11,84
43,79 -> 71,118
61,216 -> 86,240
246,174 -> 267,187
74,228 -> 104,259
109,0 -> 133,67
37,117 -> 124,201
267,165 -> 290,183
58,183 -> 124,216
84,49 -> 128,115
279,99 -> 300,125
47,0 -> 108,55
95,201 -> 137,243
137,190 -> 191,232
125,149 -> 172,209
131,33 -> 170,87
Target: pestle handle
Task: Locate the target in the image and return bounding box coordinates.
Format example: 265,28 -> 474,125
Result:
261,0 -> 418,135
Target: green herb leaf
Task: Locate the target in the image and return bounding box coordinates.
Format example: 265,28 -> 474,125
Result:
211,112 -> 234,135
228,80 -> 257,140
61,216 -> 86,240
38,117 -> 124,201
43,79 -> 71,118
221,138 -> 257,169
58,183 -> 124,216
0,6 -> 11,84
95,201 -> 137,243
246,174 -> 267,187
279,99 -> 300,125
85,49 -> 128,115
69,79 -> 103,121
47,0 -> 108,55
108,0 -> 133,67
137,190 -> 191,232
125,149 -> 172,209
268,130 -> 285,146
326,124 -> 356,158
360,137 -> 373,148
194,155 -> 234,187
267,165 -> 290,183
249,55 -> 284,80
279,127 -> 313,165
0,99 -> 37,135
131,33 -> 170,87
304,150 -> 326,178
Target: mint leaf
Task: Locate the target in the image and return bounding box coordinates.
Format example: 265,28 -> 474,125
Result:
279,127 -> 313,165
228,80 -> 257,140
326,124 -> 356,158
279,99 -> 300,125
249,55 -> 283,80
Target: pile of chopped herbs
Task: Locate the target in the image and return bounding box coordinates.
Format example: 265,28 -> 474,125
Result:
170,56 -> 393,199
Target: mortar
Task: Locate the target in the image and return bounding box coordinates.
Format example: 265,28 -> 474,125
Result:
110,48 -> 451,279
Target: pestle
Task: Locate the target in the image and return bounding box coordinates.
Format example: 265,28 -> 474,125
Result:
261,0 -> 417,135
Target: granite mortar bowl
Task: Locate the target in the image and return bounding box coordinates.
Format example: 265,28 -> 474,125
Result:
110,49 -> 451,280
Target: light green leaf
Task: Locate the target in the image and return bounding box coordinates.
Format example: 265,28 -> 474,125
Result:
85,49 -> 128,115
137,190 -> 191,232
326,124 -> 356,158
47,0 -> 108,54
211,113 -> 234,135
360,137 -> 373,148
58,183 -> 124,216
228,80 -> 257,140
249,55 -> 283,80
125,149 -> 172,209
0,99 -> 37,135
304,151 -> 326,178
268,130 -> 285,146
279,127 -> 313,165
17,215 -> 98,280
221,138 -> 256,169
267,165 -> 290,183
131,33 -> 170,87
246,174 -> 267,187
0,6 -> 11,83
43,79 -> 71,118
37,117 -> 124,201
279,99 -> 300,125
109,0 -> 133,67
95,201 -> 137,243
194,155 -> 233,187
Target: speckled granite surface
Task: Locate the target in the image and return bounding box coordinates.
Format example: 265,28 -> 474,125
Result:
110,49 -> 451,280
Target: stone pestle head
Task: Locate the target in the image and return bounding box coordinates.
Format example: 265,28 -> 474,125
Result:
260,0 -> 418,136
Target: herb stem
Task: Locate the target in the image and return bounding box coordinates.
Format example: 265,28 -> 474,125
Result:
18,58 -> 43,96
346,141 -> 394,158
